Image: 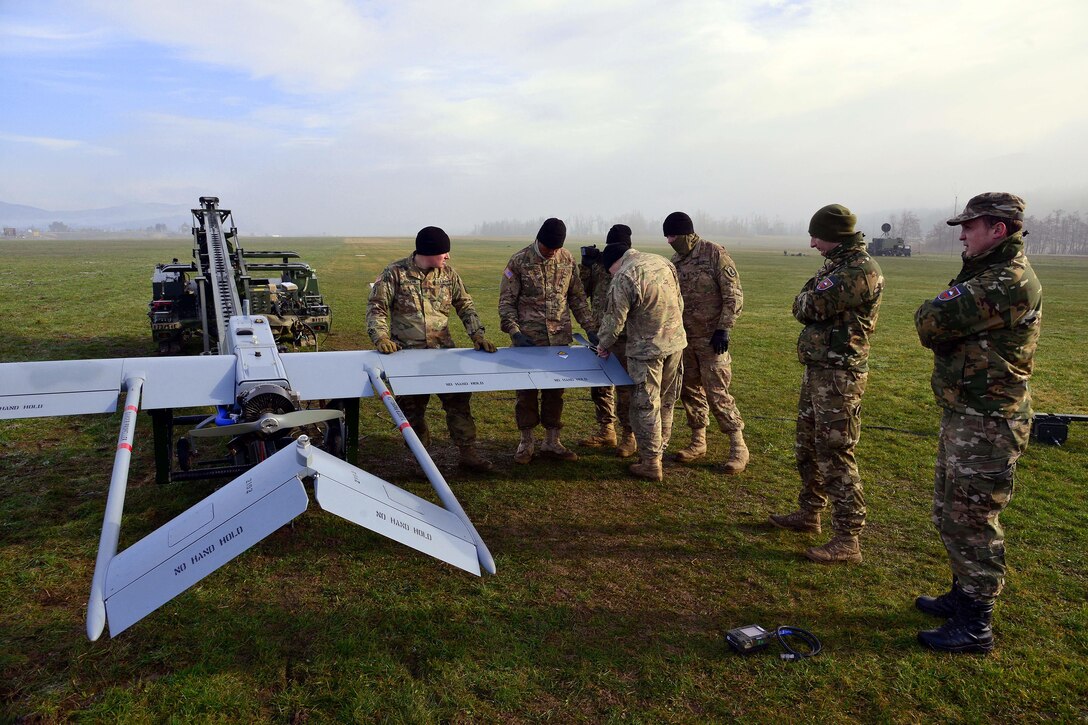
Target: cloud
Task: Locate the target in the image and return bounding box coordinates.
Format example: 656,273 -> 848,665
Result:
3,0 -> 1088,232
0,133 -> 117,155
83,0 -> 379,94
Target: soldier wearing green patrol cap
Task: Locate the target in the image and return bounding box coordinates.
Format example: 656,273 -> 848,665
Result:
770,203 -> 884,565
913,192 -> 1041,655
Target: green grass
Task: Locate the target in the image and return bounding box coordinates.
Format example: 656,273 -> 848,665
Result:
1,236 -> 1086,723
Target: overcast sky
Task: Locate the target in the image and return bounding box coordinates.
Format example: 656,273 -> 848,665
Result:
2,0 -> 1087,235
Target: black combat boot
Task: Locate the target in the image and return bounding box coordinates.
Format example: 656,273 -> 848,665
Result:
915,577 -> 961,618
917,595 -> 994,654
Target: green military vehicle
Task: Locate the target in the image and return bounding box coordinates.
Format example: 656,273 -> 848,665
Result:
149,198 -> 331,354
867,222 -> 912,257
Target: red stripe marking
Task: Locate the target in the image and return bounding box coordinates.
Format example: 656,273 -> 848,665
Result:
381,390 -> 392,398
117,443 -> 133,451
398,421 -> 410,430
125,405 -> 138,412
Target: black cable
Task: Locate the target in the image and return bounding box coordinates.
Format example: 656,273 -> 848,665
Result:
776,626 -> 822,661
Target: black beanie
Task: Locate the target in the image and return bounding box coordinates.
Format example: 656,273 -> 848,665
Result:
600,243 -> 628,270
606,224 -> 632,247
808,204 -> 860,243
415,226 -> 451,255
536,218 -> 567,249
662,211 -> 694,236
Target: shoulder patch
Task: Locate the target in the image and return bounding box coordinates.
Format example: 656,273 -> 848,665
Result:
725,266 -> 737,278
815,276 -> 836,291
503,267 -> 513,279
936,284 -> 965,303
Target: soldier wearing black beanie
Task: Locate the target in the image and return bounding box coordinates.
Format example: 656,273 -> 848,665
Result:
499,217 -> 597,464
536,218 -> 567,249
606,224 -> 632,247
367,224 -> 497,473
662,212 -> 695,237
415,226 -> 451,256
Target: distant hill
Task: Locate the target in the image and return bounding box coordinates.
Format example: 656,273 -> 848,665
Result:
0,200 -> 191,231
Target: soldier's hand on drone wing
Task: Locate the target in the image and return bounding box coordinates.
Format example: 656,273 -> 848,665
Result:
512,332 -> 534,347
376,337 -> 401,354
473,335 -> 498,353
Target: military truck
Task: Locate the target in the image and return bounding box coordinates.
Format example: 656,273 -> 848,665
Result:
149,198 -> 331,354
867,222 -> 912,257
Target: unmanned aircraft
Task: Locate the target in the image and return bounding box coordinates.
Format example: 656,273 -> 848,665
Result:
0,198 -> 631,641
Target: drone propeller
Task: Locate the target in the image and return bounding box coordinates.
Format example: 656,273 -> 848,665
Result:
187,408 -> 344,439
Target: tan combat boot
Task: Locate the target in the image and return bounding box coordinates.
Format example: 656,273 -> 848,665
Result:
458,444 -> 493,473
768,509 -> 821,533
722,430 -> 749,474
805,534 -> 862,564
513,429 -> 535,464
541,428 -> 578,461
674,427 -> 707,463
615,429 -> 638,458
629,455 -> 664,481
580,423 -> 617,448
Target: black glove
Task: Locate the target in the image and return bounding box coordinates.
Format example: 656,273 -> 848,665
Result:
587,331 -> 600,346
512,332 -> 534,347
711,329 -> 729,354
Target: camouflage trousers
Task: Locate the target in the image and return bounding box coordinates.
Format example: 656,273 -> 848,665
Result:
590,343 -> 632,432
516,388 -> 565,431
932,410 -> 1029,604
795,366 -> 867,537
679,340 -> 744,432
627,351 -> 683,459
397,392 -> 477,447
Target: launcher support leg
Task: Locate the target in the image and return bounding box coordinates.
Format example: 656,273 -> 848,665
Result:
87,376 -> 144,641
363,364 -> 496,575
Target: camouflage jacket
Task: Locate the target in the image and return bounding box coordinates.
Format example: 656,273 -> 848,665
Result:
366,255 -> 484,349
598,249 -> 687,360
670,234 -> 743,337
914,233 -> 1042,419
499,243 -> 596,345
793,240 -> 884,371
579,260 -> 609,310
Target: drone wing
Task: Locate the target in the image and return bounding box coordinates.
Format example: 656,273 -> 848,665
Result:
102,440 -> 310,637
0,356 -> 238,417
379,345 -> 633,396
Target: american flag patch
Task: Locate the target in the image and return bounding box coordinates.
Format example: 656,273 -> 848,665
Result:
503,268 -> 513,279
937,285 -> 964,302
816,276 -> 836,291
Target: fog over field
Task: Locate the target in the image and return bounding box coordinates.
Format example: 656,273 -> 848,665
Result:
2,1 -> 1087,237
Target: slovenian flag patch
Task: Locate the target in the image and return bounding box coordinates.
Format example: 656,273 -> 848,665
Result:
504,268 -> 513,279
816,276 -> 836,291
937,285 -> 965,302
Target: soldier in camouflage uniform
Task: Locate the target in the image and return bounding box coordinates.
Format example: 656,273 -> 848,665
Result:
499,218 -> 598,464
664,212 -> 749,473
367,226 -> 498,472
596,244 -> 686,481
578,224 -> 636,456
770,204 -> 884,564
913,193 -> 1041,655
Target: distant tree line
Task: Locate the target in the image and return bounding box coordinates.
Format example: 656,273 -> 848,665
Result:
922,209 -> 1088,255
471,211 -> 806,238
472,206 -> 1088,254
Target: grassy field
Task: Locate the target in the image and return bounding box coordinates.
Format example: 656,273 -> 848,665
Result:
1,236 -> 1086,723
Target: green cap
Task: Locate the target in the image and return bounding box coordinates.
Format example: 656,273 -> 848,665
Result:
808,204 -> 858,243
946,192 -> 1026,226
